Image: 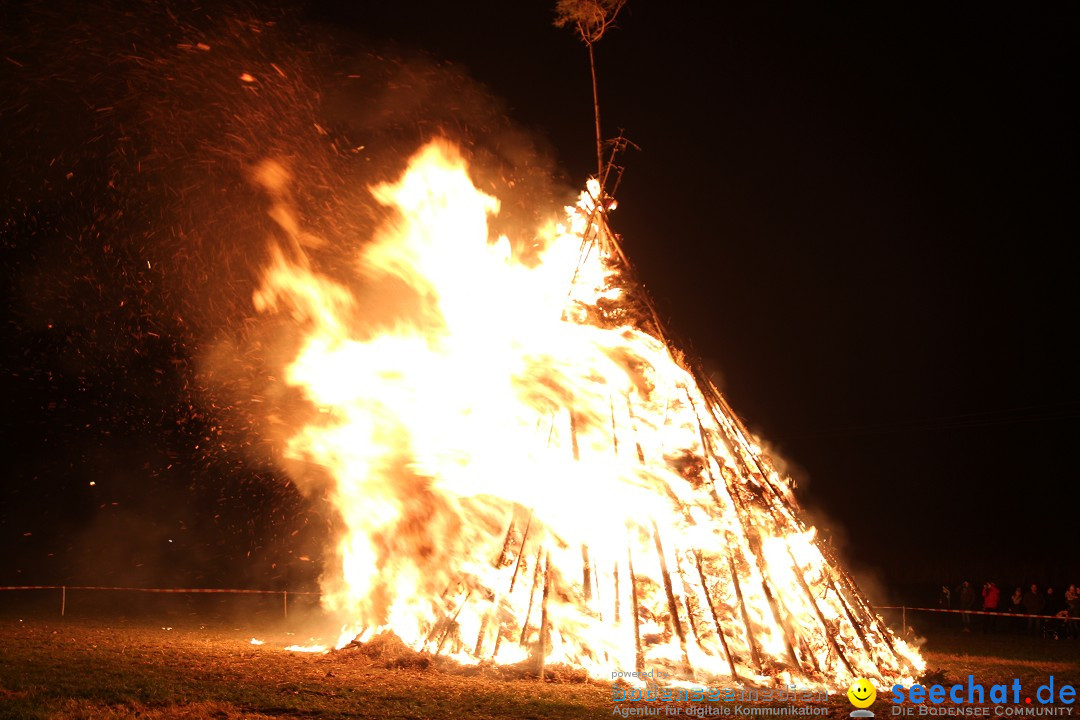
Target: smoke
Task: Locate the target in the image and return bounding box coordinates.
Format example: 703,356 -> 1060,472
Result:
1,0 -> 569,586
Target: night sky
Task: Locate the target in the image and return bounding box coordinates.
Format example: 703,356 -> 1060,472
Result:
1,2 -> 1076,598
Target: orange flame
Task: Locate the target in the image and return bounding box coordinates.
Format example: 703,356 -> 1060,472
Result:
254,139 -> 922,687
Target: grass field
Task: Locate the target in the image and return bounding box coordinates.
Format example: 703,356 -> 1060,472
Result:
0,604 -> 1077,720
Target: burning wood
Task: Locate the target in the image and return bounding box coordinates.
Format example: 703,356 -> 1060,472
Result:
253,139 -> 923,688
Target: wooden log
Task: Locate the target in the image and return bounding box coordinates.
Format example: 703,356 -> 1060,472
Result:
698,379 -> 915,674
510,514 -> 533,592
831,556 -> 917,674
520,546 -> 545,645
726,459 -> 854,677
625,396 -> 646,463
672,548 -> 711,671
610,395 -> 619,455
765,484 -> 913,677
686,390 -> 805,674
824,575 -> 889,682
694,551 -> 739,681
651,519 -> 693,678
733,504 -> 804,672
538,551 -> 552,681
608,396 -> 620,624
581,544 -> 593,602
725,548 -> 762,672
492,511 -> 533,660
627,542 -> 643,674
435,590 -> 472,656
568,404 -> 594,605
614,562 -> 621,623
475,515 -> 519,656
569,405 -> 581,461
756,503 -> 854,677
718,434 -> 908,675
686,394 -> 770,672
589,215 -> 671,350
591,213 -> 912,678
473,616 -> 489,657
680,406 -> 760,673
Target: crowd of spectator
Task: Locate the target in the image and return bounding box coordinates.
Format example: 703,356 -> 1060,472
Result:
937,580 -> 1079,639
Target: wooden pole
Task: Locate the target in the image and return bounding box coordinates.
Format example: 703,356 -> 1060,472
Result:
687,391 -> 804,674
828,576 -> 877,657
537,551 -> 551,681
435,590 -> 472,657
731,505 -> 803,672
61,585 -> 66,618
699,376 -> 915,675
726,443 -> 855,677
613,562 -> 620,623
751,495 -> 857,677
627,543 -> 643,674
726,547 -> 762,672
587,42 -> 603,186
587,210 -> 915,680
594,209 -> 912,675
686,398 -> 760,670
492,511 -> 533,660
520,547 -> 544,645
785,549 -> 850,676
474,613 -> 488,657
824,541 -> 915,674
475,516 -> 519,657
651,520 -> 692,678
675,551 -> 705,657
283,591 -> 288,620
609,396 -> 620,624
581,545 -> 593,602
694,552 -> 739,681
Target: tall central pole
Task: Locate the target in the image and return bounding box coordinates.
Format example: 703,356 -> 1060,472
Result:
588,42 -> 603,185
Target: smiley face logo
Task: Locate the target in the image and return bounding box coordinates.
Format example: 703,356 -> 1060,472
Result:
847,678 -> 876,708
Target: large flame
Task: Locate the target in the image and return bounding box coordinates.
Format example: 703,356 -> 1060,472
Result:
254,139 -> 922,687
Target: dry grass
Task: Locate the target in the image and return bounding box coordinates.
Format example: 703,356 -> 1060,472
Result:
0,616 -> 1076,719
0,618 -> 612,719
914,627 -> 1080,695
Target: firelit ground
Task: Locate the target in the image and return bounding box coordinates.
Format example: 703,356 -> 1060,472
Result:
0,613 -> 1076,719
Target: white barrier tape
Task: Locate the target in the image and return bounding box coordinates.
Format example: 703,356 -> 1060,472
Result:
879,605 -> 1075,621
0,585 -> 320,595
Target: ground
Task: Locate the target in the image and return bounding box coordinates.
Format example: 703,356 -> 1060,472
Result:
0,601 -> 1077,719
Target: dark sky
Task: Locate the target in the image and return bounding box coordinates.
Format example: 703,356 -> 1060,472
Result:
1,2 -> 1076,595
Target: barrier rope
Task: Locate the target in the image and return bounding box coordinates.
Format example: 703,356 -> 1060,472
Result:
0,586 -> 319,594
0,585 -> 321,618
3,590 -> 1071,621
879,605 -> 1074,620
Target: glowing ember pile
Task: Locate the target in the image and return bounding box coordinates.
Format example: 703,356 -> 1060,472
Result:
253,139 -> 923,687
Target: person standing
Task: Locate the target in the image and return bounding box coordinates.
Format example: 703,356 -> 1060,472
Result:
1065,584 -> 1079,640
1023,584 -> 1045,636
1045,587 -> 1065,639
958,580 -> 976,633
981,581 -> 1001,632
1009,586 -> 1024,633
939,584 -> 952,610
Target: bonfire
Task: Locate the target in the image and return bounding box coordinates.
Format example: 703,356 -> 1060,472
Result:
253,139 -> 924,689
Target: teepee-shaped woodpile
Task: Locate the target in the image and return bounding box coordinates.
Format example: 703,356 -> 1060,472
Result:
349,176 -> 919,688
259,143 -> 923,688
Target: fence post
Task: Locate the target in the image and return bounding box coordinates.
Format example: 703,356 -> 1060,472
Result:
61,586 -> 66,618
283,590 -> 288,619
